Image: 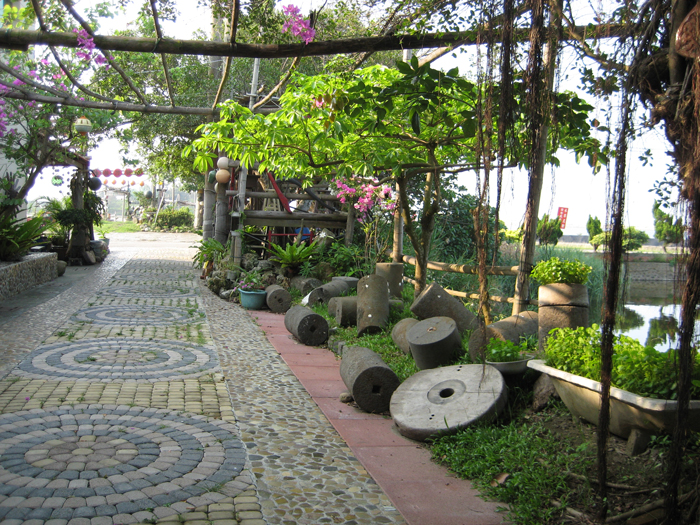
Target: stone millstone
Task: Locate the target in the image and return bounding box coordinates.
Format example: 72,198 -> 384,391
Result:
410,282 -> 478,335
357,274 -> 390,336
332,276 -> 360,291
391,318 -> 420,355
340,346 -> 400,413
407,316 -> 463,370
468,311 -> 538,360
327,296 -> 340,315
265,284 -> 292,314
538,305 -> 589,352
375,263 -> 404,298
284,305 -> 329,346
304,280 -> 349,307
390,364 -> 507,441
335,296 -> 358,327
291,276 -> 322,295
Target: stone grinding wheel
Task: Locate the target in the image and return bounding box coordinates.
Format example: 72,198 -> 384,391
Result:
335,296 -> 358,327
340,346 -> 400,413
390,364 -> 507,441
305,280 -> 350,307
284,305 -> 329,346
291,276 -> 322,295
375,262 -> 404,298
265,284 -> 292,314
410,282 -> 478,335
407,316 -> 463,370
468,311 -> 539,361
332,276 -> 360,290
357,274 -> 390,336
391,318 -> 420,355
537,284 -> 589,352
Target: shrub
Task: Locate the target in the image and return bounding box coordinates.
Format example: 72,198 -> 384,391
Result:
154,207 -> 193,229
0,215 -> 48,261
483,338 -> 532,362
545,325 -> 700,400
531,257 -> 591,285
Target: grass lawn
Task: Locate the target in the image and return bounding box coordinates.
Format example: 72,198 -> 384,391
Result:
99,220 -> 142,234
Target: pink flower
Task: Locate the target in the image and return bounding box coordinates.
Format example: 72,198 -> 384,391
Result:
12,79 -> 24,87
281,4 -> 315,45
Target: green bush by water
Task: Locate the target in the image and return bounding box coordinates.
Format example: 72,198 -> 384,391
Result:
545,325 -> 700,400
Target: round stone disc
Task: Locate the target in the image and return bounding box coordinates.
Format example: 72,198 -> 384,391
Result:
390,364 -> 507,441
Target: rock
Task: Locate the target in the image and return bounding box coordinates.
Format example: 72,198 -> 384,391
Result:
316,261 -> 335,282
407,317 -> 463,370
256,260 -> 273,271
332,276 -> 360,291
626,428 -> 652,457
340,346 -> 400,413
207,275 -> 226,295
410,282 -> 478,335
265,284 -> 292,313
468,311 -> 538,361
532,373 -> 558,411
390,364 -> 507,441
304,280 -> 349,307
284,305 -> 329,346
56,260 -> 67,277
375,262 -> 404,298
219,289 -> 236,300
391,318 -> 419,355
339,391 -> 354,403
291,276 -> 322,295
242,252 -> 257,271
357,274 -> 390,336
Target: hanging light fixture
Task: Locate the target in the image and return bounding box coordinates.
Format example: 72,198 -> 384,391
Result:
216,169 -> 231,184
103,169 -> 112,176
74,116 -> 92,135
125,168 -> 133,176
114,169 -> 122,177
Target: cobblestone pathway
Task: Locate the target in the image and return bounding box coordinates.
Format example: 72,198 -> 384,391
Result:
0,239 -> 404,525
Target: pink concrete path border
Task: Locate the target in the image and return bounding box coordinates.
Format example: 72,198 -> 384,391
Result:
249,310 -> 505,525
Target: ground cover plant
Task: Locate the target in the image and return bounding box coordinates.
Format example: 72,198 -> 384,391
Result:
546,325 -> 700,400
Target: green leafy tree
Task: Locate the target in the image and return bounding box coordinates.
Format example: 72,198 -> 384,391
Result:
587,215 -> 603,250
536,214 -> 563,247
591,227 -> 650,252
652,201 -> 684,252
189,61 -> 604,296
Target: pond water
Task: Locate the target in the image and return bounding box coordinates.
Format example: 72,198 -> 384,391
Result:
614,281 -> 699,352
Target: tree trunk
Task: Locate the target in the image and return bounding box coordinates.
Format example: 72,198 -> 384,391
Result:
67,170 -> 87,260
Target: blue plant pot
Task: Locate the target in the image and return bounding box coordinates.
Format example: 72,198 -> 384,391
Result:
239,289 -> 267,310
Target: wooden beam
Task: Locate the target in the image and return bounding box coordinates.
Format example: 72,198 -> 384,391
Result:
0,89 -> 218,115
399,253 -> 519,275
402,276 -> 535,304
229,190 -> 340,201
0,25 -> 627,59
245,217 -> 347,229
245,210 -> 347,221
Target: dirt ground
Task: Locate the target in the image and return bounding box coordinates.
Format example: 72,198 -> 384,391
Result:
531,403 -> 697,524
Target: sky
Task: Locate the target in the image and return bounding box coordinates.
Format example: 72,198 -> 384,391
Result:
26,1 -> 675,237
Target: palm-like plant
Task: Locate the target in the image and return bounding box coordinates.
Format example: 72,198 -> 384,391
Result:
268,240 -> 318,270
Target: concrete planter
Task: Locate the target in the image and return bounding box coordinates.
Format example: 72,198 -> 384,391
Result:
486,355 -> 534,375
527,359 -> 700,439
538,283 -> 589,352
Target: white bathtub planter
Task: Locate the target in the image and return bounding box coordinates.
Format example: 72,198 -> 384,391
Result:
528,359 -> 700,455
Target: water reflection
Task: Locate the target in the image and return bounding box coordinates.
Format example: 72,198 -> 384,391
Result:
614,281 -> 699,352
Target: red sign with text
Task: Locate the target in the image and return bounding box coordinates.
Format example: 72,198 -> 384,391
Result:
557,207 -> 569,229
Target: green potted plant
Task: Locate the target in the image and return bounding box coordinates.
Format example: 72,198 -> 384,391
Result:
483,336 -> 536,375
528,325 -> 700,449
531,257 -> 592,352
96,224 -> 110,246
268,240 -> 318,277
236,270 -> 267,310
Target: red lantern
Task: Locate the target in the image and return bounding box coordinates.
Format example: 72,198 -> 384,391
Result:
103,169 -> 112,176
103,179 -> 109,185
111,179 -> 117,185
114,169 -> 122,177
125,168 -> 133,176
135,168 -> 143,176
94,169 -> 102,177
121,179 -> 126,185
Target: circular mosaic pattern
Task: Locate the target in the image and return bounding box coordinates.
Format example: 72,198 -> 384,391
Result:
72,305 -> 202,326
99,285 -> 198,298
111,272 -> 194,282
0,406 -> 245,523
15,338 -> 219,381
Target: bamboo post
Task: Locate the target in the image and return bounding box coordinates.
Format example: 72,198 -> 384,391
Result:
214,178 -> 228,245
